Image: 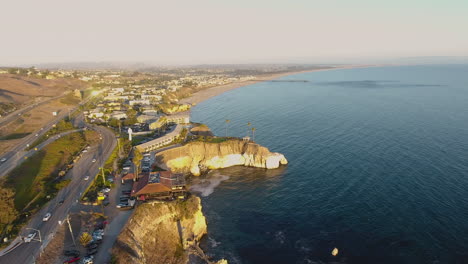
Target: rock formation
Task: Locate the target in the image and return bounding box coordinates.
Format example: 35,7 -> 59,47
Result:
155,139 -> 288,176
112,196 -> 221,264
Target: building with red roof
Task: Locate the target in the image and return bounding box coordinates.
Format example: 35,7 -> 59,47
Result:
131,171 -> 186,201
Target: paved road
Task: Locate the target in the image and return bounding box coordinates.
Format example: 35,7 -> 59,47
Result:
0,126 -> 117,264
0,102 -> 87,177
0,92 -> 69,127
0,129 -> 83,178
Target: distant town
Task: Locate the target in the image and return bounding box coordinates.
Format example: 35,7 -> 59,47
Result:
0,64 -> 315,264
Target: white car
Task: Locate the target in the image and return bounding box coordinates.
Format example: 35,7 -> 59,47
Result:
102,188 -> 111,193
0,158 -> 6,162
82,150 -> 88,153
92,159 -> 96,163
24,232 -> 36,243
84,176 -> 90,181
42,212 -> 51,222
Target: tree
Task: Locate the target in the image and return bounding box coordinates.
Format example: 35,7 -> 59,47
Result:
251,127 -> 256,142
79,232 -> 92,247
133,148 -> 143,180
109,118 -> 120,128
225,119 -> 230,137
0,187 -> 18,236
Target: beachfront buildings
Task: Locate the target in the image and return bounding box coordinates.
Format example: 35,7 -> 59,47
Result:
131,171 -> 186,201
135,124 -> 184,152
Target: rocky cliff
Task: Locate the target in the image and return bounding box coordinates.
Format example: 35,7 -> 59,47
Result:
112,196 -> 225,264
155,139 -> 288,176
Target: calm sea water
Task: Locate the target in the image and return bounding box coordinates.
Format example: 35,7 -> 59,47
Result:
190,65 -> 468,264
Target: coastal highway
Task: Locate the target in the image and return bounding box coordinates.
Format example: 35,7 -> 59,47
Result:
0,126 -> 117,264
0,129 -> 83,178
0,97 -> 90,177
0,112 -> 86,178
0,92 -> 69,127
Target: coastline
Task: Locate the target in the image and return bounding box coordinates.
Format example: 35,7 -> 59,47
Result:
180,64 -> 384,105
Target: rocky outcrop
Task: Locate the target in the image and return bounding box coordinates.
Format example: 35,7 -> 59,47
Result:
155,139 -> 288,176
112,196 -> 210,264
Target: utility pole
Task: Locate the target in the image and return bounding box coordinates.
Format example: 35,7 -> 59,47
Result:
66,215 -> 76,246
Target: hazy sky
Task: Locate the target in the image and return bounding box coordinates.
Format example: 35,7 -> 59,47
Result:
2,0 -> 468,65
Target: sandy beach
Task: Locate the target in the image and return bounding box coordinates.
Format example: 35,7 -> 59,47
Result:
180,65 -> 381,105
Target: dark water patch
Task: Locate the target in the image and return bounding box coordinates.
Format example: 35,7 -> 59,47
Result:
192,65 -> 468,264
315,80 -> 444,88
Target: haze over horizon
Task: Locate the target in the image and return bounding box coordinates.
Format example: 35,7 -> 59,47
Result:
2,0 -> 468,66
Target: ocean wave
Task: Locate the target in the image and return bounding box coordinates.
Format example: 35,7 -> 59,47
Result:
190,174 -> 230,197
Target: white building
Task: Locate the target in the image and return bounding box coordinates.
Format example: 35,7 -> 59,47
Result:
129,100 -> 150,106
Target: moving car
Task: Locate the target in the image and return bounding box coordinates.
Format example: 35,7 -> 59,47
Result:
24,232 -> 36,243
92,159 -> 96,163
0,158 -> 6,162
84,176 -> 90,181
43,212 -> 51,221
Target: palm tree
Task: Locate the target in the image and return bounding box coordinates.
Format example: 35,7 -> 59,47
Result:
133,147 -> 143,180
247,122 -> 251,137
225,119 -> 230,137
251,127 -> 256,142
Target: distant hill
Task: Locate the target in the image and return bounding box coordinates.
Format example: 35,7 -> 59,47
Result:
0,74 -> 85,105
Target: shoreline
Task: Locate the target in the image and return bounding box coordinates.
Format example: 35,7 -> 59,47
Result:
180,64 -> 386,106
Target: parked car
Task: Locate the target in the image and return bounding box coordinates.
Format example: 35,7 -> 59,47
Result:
43,212 -> 51,221
82,150 -> 88,153
24,232 -> 36,243
87,243 -> 98,250
121,191 -> 131,195
63,257 -> 80,264
92,159 -> 96,163
82,255 -> 94,264
102,188 -> 111,193
116,203 -> 128,208
84,176 -> 90,181
63,249 -> 80,257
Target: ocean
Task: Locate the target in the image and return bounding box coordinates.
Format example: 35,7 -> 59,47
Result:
189,65 -> 468,264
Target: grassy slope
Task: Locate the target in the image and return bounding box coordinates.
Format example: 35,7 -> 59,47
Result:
6,131 -> 97,210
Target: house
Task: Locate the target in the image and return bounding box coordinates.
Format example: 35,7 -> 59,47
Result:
129,99 -> 150,106
110,111 -> 127,120
137,115 -> 158,124
131,171 -> 186,200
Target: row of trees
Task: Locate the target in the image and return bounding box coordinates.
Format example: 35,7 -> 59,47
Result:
225,120 -> 257,141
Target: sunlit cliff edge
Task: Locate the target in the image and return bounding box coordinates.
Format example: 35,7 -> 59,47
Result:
112,196 -> 227,264
156,139 -> 288,176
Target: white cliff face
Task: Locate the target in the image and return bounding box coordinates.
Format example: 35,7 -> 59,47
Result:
112,197 -> 207,264
156,139 -> 288,176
